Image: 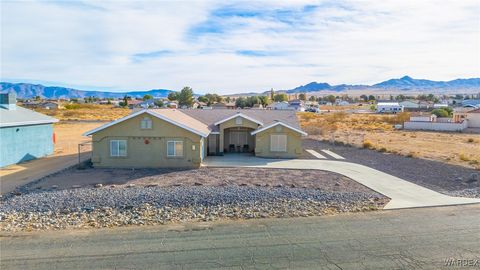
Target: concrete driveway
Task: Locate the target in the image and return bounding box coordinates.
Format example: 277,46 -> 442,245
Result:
203,155 -> 480,209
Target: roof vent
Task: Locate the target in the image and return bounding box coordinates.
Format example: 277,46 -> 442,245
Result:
0,92 -> 16,110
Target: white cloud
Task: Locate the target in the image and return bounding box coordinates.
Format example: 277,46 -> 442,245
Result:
1,0 -> 478,94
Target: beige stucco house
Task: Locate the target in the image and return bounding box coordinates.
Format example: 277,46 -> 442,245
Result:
84,109 -> 307,168
453,108 -> 480,128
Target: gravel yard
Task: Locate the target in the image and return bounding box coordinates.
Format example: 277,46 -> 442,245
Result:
19,167 -> 370,193
303,138 -> 480,198
1,168 -> 388,231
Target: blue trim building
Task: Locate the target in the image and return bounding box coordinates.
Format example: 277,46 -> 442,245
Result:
0,93 -> 58,167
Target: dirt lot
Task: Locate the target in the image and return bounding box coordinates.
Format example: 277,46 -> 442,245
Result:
299,112 -> 480,169
34,104 -> 129,121
53,121 -> 106,155
21,167 -> 376,195
302,138 -> 479,198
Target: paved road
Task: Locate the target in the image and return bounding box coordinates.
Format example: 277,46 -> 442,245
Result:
1,205 -> 479,269
203,155 -> 480,209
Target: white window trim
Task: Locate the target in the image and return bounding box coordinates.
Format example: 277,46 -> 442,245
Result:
167,140 -> 184,157
235,116 -> 243,125
140,117 -> 152,129
110,140 -> 127,157
270,134 -> 287,152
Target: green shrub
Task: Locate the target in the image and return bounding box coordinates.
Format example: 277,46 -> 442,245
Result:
65,104 -> 81,110
431,108 -> 449,117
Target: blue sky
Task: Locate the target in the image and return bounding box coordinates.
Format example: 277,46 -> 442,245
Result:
1,0 -> 479,94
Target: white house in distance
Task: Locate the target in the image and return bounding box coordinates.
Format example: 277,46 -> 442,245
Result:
376,102 -> 404,113
288,100 -> 305,112
404,108 -> 480,131
267,101 -> 290,110
453,108 -> 480,128
399,100 -> 419,109
409,113 -> 437,123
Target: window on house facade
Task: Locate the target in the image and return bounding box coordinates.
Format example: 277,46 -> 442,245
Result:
270,134 -> 287,152
141,117 -> 152,129
110,140 -> 127,157
167,141 -> 183,157
235,117 -> 243,125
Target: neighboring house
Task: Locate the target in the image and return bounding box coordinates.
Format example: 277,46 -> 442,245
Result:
192,101 -> 207,109
433,103 -> 449,109
225,102 -> 236,109
138,99 -> 156,108
465,108 -> 480,128
20,101 -> 41,108
212,103 -> 227,109
40,102 -> 59,110
288,100 -> 305,112
212,102 -> 236,109
417,101 -> 433,109
399,100 -> 420,109
403,111 -> 474,132
376,102 -> 404,113
166,101 -> 178,109
336,100 -> 350,106
268,101 -> 290,110
251,104 -> 264,110
0,93 -> 58,167
127,99 -> 143,109
462,99 -> 480,108
409,113 -> 437,123
84,109 -> 307,168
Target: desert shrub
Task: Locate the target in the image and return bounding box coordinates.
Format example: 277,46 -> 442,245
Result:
65,104 -> 81,110
459,153 -> 470,161
300,112 -> 316,122
467,138 -> 475,143
63,111 -> 76,117
363,140 -> 373,149
304,126 -> 323,135
393,112 -> 411,124
378,147 -> 387,152
331,111 -> 347,121
406,152 -> 416,158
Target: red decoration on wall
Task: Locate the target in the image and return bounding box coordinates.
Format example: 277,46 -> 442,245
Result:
144,139 -> 150,144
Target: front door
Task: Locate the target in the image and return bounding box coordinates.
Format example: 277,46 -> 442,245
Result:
229,131 -> 248,152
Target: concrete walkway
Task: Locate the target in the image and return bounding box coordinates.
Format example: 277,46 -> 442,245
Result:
203,155 -> 480,209
0,152 -> 90,195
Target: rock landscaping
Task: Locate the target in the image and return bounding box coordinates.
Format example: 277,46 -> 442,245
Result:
0,185 -> 388,232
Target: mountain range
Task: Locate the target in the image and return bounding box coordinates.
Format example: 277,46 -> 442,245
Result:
0,82 -> 174,99
287,76 -> 479,93
1,76 -> 479,99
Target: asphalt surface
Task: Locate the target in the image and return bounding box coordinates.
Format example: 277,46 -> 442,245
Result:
1,205 -> 479,269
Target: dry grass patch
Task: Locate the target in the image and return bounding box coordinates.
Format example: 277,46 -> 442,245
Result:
298,112 -> 480,169
34,104 -> 130,121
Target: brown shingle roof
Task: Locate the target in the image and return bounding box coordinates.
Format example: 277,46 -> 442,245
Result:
149,109 -> 210,136
180,109 -> 300,132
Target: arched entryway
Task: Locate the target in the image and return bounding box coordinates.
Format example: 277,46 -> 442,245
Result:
223,127 -> 255,153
